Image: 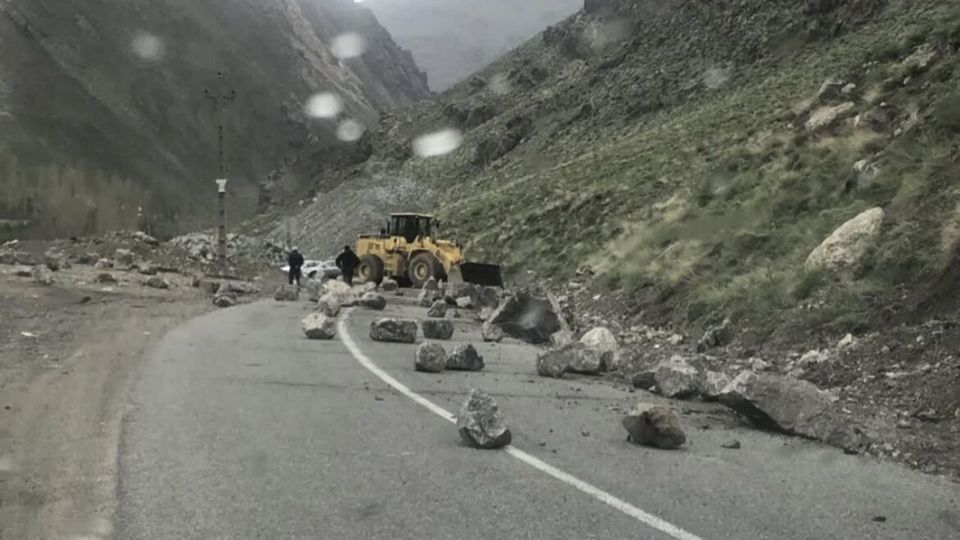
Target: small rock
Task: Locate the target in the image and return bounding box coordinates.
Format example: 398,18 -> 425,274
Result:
481,322 -> 505,343
418,289 -> 442,308
415,342 -> 447,373
114,249 -> 135,270
580,429 -> 590,437
94,258 -> 113,270
622,404 -> 686,450
302,313 -> 336,340
133,231 -> 160,246
631,369 -> 656,390
750,358 -> 770,372
653,356 -> 701,398
13,266 -> 32,278
872,516 -> 887,523
427,300 -> 448,318
697,318 -> 733,352
96,273 -> 117,284
213,294 -> 236,308
32,265 -> 54,286
144,276 -> 170,289
274,285 -> 300,301
455,296 -> 474,309
550,330 -> 575,347
421,319 -> 455,340
721,440 -> 742,450
457,389 -> 511,449
137,263 -> 160,276
667,333 -> 684,346
360,292 -> 387,310
370,318 -> 418,343
837,333 -> 857,349
447,344 -> 484,371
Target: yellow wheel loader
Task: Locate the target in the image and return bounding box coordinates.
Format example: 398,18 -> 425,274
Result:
354,213 -> 503,288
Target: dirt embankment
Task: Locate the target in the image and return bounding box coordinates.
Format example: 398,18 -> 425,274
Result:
0,263 -> 211,539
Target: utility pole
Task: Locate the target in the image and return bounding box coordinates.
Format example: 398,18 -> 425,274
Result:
204,71 -> 236,274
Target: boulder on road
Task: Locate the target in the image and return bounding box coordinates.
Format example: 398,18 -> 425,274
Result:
421,319 -> 455,340
622,403 -> 687,450
536,342 -> 608,378
316,294 -> 342,317
381,278 -> 399,292
274,285 -> 300,301
476,287 -> 502,310
700,371 -> 732,401
415,342 -> 447,373
457,389 -> 512,449
653,355 -> 701,398
455,296 -> 474,309
303,279 -> 323,302
360,292 -> 387,310
45,251 -> 70,271
418,289 -> 442,308
718,371 -> 851,445
631,369 -> 657,390
145,276 -> 170,289
445,282 -> 477,305
579,327 -> 621,371
370,318 -> 418,344
447,344 -> 484,371
423,276 -> 439,291
302,313 -> 336,340
220,281 -> 260,296
427,300 -> 448,318
488,289 -> 565,344
481,322 -> 505,343
805,207 -> 884,276
32,265 -> 54,286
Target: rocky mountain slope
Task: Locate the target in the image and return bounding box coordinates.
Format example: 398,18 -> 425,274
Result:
0,0 -> 428,240
362,0 -> 581,90
272,0 -> 960,479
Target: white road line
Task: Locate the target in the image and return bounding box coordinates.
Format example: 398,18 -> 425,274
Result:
337,312 -> 704,540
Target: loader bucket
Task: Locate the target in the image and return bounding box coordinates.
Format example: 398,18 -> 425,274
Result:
459,262 -> 504,287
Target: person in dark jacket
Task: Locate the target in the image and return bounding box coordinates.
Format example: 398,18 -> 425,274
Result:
288,247 -> 305,286
335,245 -> 360,285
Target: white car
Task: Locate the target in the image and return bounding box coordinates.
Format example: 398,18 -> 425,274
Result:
281,260 -> 341,279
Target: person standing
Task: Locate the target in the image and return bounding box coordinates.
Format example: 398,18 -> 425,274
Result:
335,245 -> 360,286
288,247 -> 305,286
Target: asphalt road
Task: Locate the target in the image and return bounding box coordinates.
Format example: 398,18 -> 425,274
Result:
115,295 -> 960,539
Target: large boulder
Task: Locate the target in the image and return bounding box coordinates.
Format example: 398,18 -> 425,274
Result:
476,287 -> 502,310
32,265 -> 54,286
700,371 -> 732,401
360,292 -> 387,310
457,389 -> 512,449
622,404 -> 687,450
487,289 -> 566,345
418,289 -> 442,308
447,344 -> 484,371
44,250 -> 70,271
370,318 -> 418,344
415,343 -> 447,373
114,249 -> 135,270
381,278 -> 399,292
535,342 -> 608,378
96,272 -> 117,284
316,293 -> 342,317
653,356 -> 701,398
274,285 -> 300,301
445,282 -> 478,305
303,279 -> 324,302
579,327 -> 620,371
213,293 -> 236,308
94,258 -> 113,270
220,281 -> 260,296
427,300 -> 448,318
302,313 -> 336,340
718,371 -> 852,445
805,207 -> 884,276
421,319 -> 455,340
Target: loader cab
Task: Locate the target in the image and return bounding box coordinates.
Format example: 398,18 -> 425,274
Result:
387,213 -> 434,244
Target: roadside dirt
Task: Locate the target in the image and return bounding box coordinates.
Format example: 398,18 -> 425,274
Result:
0,264 -> 210,539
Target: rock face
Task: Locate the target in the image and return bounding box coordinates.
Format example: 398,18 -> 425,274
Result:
536,342 -> 608,378
447,344 -> 485,371
579,327 -> 620,370
115,249 -> 135,270
457,389 -> 512,449
360,292 -> 387,310
421,319 -> 455,340
427,300 -> 448,318
415,342 -> 447,373
370,318 -> 418,343
488,290 -> 565,345
274,285 -> 300,302
145,276 -> 170,289
653,356 -> 701,398
718,371 -> 851,445
302,313 -> 336,340
622,404 -> 687,450
805,207 -> 884,275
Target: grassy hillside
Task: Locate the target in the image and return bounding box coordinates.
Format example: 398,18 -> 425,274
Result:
287,0 -> 960,338
0,0 -> 429,240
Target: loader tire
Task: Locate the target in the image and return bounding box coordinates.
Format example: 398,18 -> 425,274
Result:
408,253 -> 442,289
358,255 -> 384,285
